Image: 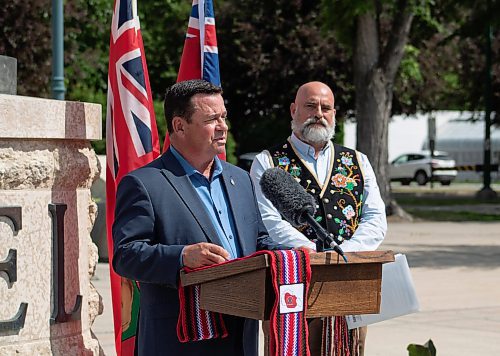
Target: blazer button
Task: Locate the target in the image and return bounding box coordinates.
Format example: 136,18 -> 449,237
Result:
326,214 -> 333,219
323,198 -> 330,204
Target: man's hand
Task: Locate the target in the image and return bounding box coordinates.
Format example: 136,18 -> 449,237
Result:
182,242 -> 230,269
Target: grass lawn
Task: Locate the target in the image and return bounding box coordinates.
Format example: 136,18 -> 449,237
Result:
404,209 -> 500,221
393,192 -> 500,221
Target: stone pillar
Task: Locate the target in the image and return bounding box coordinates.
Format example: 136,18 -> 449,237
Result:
0,56 -> 17,95
0,94 -> 103,355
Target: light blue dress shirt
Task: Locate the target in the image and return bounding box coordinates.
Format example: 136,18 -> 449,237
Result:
287,132 -> 332,184
170,146 -> 241,260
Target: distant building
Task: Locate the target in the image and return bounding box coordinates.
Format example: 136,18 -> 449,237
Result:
343,111 -> 499,181
425,118 -> 499,180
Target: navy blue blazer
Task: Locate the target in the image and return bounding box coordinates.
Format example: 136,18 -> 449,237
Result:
112,149 -> 269,355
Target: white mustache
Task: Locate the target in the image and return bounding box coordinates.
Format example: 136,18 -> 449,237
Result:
304,116 -> 328,128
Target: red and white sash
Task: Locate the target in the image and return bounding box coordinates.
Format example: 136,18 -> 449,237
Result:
177,249 -> 311,355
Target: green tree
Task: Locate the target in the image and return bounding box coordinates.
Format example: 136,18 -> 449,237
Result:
0,1 -> 51,97
138,1 -> 190,99
438,0 -> 500,117
65,0 -> 112,98
64,0 -> 112,153
321,0 -> 442,213
216,0 -> 353,155
63,1 -> 190,153
4,0 -> 496,170
392,0 -> 500,115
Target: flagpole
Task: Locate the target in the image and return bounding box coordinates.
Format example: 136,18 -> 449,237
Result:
199,0 -> 206,75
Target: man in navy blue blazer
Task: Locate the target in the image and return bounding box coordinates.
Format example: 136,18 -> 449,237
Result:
112,80 -> 269,355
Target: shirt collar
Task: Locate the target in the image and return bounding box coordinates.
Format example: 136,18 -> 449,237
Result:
169,145 -> 223,180
290,132 -> 331,159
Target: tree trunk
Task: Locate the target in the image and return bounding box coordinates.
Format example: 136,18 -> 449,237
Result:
354,14 -> 391,209
356,69 -> 392,210
353,6 -> 414,215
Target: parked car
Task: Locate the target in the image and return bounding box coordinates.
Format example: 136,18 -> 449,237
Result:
389,151 -> 457,186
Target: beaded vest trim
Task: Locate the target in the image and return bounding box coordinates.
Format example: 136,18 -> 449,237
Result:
267,138 -> 365,245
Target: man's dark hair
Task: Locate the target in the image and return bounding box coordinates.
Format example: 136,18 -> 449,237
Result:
164,79 -> 223,133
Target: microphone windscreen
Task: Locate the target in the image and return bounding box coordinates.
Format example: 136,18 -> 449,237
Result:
259,167 -> 316,226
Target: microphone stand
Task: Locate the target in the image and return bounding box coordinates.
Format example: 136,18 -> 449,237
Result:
301,212 -> 348,263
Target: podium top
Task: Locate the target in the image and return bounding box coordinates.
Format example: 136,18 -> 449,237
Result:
309,250 -> 394,265
181,250 -> 394,287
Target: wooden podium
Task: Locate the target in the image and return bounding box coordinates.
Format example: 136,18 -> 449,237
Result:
181,250 -> 394,355
180,250 -> 395,319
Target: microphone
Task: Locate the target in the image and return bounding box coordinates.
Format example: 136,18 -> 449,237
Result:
259,167 -> 346,261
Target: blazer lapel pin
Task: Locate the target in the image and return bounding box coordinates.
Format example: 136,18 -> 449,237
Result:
230,177 -> 235,186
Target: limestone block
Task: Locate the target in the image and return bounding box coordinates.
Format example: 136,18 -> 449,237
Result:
0,142 -> 101,190
0,94 -> 101,140
0,94 -> 103,355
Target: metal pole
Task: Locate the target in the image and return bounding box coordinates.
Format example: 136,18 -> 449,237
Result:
51,0 -> 65,100
483,22 -> 492,189
477,0 -> 497,199
428,114 -> 436,189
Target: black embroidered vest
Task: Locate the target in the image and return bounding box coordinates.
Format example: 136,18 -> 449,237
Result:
268,138 -> 365,247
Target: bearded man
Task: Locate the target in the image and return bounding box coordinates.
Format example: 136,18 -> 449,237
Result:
250,81 -> 387,356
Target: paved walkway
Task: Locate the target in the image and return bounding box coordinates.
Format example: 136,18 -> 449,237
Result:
92,221 -> 500,355
368,221 -> 500,356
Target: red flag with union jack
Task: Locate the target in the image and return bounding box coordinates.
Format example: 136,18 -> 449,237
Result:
106,0 -> 160,355
163,0 -> 221,151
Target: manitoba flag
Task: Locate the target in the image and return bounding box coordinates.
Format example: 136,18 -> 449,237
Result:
105,0 -> 160,355
163,0 -> 221,150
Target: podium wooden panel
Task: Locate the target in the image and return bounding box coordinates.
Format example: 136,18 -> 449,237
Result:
180,250 -> 394,319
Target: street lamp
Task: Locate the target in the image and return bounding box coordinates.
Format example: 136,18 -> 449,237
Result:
51,0 -> 65,100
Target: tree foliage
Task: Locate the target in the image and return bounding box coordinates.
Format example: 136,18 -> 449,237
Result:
1,0 -> 497,162
393,0 -> 500,116
440,0 -> 500,119
216,0 -> 353,154
316,0 -> 500,210
138,1 -> 191,97
0,1 -> 51,97
320,0 -> 424,209
65,0 -> 112,99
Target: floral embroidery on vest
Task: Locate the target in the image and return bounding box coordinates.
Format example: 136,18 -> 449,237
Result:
329,150 -> 364,242
268,140 -> 364,246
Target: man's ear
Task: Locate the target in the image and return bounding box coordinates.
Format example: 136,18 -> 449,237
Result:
172,116 -> 185,136
290,102 -> 296,117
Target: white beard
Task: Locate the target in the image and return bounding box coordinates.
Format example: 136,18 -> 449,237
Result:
292,116 -> 335,145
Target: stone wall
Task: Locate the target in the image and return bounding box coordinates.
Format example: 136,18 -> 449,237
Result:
0,94 -> 103,355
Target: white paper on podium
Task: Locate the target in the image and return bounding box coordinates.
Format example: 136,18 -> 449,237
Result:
346,253 -> 419,329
